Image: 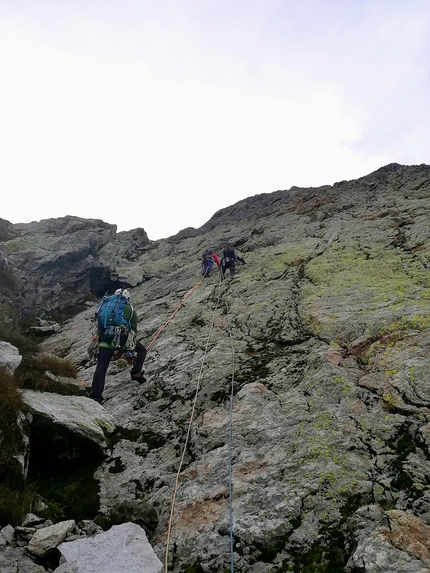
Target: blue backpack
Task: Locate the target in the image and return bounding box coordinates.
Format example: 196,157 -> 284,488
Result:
97,293 -> 132,340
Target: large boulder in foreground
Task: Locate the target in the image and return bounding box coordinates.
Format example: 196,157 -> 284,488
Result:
22,391 -> 117,461
57,522 -> 163,573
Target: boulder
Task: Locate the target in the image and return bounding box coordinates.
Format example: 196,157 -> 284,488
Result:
22,390 -> 117,460
0,216 -> 118,316
27,520 -> 76,557
0,525 -> 15,545
0,341 -> 22,374
57,523 -> 163,573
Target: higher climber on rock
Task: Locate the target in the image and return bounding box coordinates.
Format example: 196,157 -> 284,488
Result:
90,288 -> 147,404
221,244 -> 246,279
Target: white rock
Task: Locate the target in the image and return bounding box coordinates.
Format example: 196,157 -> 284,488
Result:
27,520 -> 76,557
21,390 -> 117,452
0,341 -> 22,374
0,524 -> 15,544
57,522 -> 163,573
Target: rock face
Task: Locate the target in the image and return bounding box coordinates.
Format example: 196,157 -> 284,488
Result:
0,216 -> 151,322
4,162 -> 430,571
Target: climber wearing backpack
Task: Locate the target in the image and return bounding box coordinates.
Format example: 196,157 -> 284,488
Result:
201,249 -> 221,278
221,244 -> 246,279
90,288 -> 147,404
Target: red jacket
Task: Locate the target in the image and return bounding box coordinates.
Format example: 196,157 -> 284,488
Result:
211,253 -> 221,268
202,253 -> 220,268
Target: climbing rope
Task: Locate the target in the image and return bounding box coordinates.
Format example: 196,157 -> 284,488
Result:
221,279 -> 236,573
164,276 -> 223,572
146,277 -> 204,351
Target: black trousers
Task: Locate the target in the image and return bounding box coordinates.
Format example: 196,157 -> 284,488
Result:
222,260 -> 236,278
91,341 -> 147,403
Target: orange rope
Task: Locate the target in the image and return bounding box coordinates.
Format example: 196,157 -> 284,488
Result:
146,276 -> 205,351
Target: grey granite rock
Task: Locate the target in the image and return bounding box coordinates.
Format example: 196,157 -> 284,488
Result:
22,390 -> 117,459
27,520 -> 76,557
0,341 -> 22,374
57,523 -> 163,573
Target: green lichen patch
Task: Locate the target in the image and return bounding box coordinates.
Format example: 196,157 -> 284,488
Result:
301,242 -> 430,342
0,236 -> 29,254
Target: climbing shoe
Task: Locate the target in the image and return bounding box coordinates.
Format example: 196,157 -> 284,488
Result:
131,372 -> 147,384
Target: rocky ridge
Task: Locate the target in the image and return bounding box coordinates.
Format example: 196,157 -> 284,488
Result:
0,215 -> 151,324
2,163 -> 430,571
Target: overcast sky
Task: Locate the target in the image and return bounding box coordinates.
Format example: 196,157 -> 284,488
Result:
1,0 -> 429,240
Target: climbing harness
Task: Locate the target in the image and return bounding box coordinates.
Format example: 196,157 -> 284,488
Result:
164,276 -> 224,572
87,332 -> 99,361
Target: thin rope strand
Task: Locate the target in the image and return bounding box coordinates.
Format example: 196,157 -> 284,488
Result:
164,276 -> 223,572
146,277 -> 204,351
222,279 -> 236,573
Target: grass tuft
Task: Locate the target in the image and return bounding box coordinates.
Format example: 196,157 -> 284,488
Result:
0,484 -> 32,527
16,353 -> 82,396
0,366 -> 25,471
32,353 -> 78,378
0,322 -> 39,357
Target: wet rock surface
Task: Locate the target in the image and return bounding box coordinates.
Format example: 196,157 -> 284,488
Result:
3,163 -> 430,571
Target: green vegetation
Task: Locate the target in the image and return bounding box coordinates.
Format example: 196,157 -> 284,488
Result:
0,365 -> 31,525
28,460 -> 101,523
31,353 -> 78,378
0,319 -> 39,357
16,353 -> 81,395
180,565 -> 205,573
0,484 -> 32,527
0,366 -> 25,480
0,352 -> 83,526
301,241 -> 430,341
